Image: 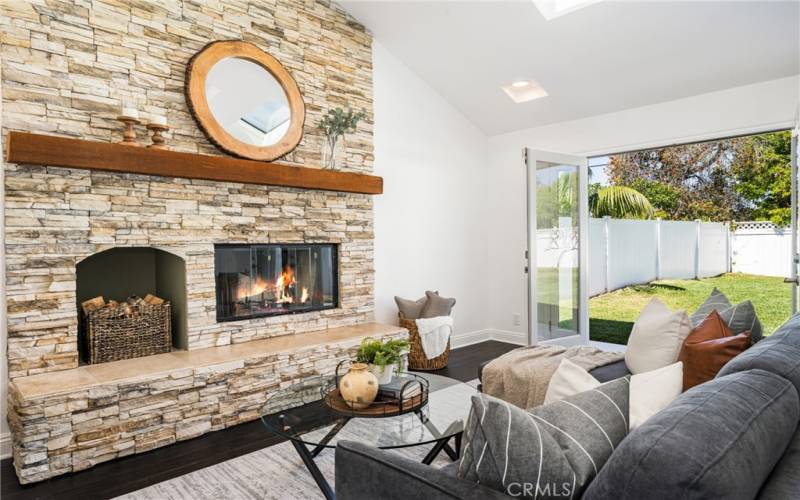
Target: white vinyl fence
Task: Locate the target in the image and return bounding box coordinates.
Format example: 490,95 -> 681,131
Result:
731,221 -> 793,278
589,218 -> 730,296
539,219 -> 791,298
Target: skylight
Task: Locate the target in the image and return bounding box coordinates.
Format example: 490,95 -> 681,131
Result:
502,80 -> 548,104
532,0 -> 603,20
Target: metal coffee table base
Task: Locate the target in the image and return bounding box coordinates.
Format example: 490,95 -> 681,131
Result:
281,415 -> 462,500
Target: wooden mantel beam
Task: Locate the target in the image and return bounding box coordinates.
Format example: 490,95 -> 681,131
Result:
5,131 -> 383,195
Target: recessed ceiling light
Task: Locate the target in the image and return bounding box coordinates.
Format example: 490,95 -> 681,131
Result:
502,80 -> 548,104
532,0 -> 603,20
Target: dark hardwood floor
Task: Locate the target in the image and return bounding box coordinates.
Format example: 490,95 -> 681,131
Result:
1,340 -> 517,500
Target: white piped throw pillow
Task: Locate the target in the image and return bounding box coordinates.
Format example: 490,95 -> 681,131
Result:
625,298 -> 691,374
629,361 -> 683,430
544,358 -> 600,405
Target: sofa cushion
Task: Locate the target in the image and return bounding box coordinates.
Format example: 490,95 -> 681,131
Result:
757,425 -> 800,499
544,358 -> 600,405
458,378 -> 629,499
584,369 -> 800,500
679,311 -> 751,390
719,300 -> 763,343
587,359 -> 630,382
718,313 -> 800,394
680,331 -> 751,390
395,295 -> 428,319
625,298 -> 692,374
544,359 -> 682,431
420,290 -> 456,318
690,287 -> 732,326
628,361 -> 683,431
678,310 -> 750,390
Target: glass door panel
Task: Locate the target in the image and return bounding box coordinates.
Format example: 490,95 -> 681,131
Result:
526,150 -> 588,345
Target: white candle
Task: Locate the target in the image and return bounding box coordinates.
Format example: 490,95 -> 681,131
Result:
121,107 -> 139,119
150,115 -> 167,126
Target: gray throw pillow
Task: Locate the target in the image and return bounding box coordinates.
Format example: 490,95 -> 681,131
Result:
419,290 -> 455,318
458,378 -> 629,499
719,300 -> 762,343
394,295 -> 427,319
690,288 -> 732,326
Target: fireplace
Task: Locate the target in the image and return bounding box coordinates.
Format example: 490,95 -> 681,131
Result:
215,244 -> 339,322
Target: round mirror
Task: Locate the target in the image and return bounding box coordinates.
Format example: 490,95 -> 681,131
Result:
186,41 -> 305,161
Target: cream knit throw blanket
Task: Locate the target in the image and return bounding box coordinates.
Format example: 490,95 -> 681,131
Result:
482,345 -> 624,409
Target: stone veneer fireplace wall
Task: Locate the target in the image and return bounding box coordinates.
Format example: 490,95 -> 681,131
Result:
2,0 -> 376,379
1,0 -> 403,482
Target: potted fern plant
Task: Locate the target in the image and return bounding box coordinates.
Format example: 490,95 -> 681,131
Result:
355,337 -> 410,384
318,107 -> 365,170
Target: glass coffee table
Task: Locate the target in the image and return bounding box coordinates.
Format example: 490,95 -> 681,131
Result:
260,371 -> 477,500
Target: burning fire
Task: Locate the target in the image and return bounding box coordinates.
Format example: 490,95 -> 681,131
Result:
251,277 -> 269,295
237,265 -> 308,305
275,266 -> 296,304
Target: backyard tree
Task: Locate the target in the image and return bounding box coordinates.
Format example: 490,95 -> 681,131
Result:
589,185 -> 655,219
606,131 -> 791,223
731,130 -> 792,226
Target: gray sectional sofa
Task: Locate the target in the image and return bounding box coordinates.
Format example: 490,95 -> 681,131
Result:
335,314 -> 800,499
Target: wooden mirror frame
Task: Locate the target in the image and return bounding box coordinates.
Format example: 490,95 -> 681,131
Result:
186,40 -> 306,161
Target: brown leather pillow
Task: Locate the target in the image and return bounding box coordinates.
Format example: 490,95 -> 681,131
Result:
678,311 -> 750,390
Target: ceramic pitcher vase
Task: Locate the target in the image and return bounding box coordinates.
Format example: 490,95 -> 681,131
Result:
339,362 -> 378,409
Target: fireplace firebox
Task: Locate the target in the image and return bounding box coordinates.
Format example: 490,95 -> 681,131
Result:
214,244 -> 338,322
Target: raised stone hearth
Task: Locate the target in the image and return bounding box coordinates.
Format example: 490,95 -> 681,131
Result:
8,323 -> 407,483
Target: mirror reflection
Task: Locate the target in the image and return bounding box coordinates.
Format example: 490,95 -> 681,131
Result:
205,57 -> 291,147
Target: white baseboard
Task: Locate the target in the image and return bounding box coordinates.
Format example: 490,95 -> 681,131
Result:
489,329 -> 527,345
450,329 -> 528,349
450,329 -> 492,348
1,432 -> 11,459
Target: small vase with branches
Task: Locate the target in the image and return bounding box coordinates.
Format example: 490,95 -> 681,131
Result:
318,108 -> 365,170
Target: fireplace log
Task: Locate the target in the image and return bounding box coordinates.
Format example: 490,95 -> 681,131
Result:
143,294 -> 165,305
81,296 -> 105,314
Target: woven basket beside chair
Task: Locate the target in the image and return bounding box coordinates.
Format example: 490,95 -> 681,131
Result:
399,313 -> 450,371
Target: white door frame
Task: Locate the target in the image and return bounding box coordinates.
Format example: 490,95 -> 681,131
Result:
791,127 -> 799,313
525,148 -> 589,346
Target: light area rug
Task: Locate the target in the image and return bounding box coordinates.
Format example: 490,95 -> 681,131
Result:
115,379 -> 479,500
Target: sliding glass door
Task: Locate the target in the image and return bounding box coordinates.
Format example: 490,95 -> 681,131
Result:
526,149 -> 589,346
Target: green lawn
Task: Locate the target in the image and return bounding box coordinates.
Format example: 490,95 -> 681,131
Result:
590,273 -> 792,345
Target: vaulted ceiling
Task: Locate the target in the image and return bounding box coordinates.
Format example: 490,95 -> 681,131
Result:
341,1 -> 800,135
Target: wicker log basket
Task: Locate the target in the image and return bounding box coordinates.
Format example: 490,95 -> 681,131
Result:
399,313 -> 450,371
85,303 -> 172,364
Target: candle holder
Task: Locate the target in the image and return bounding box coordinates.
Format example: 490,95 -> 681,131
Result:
146,123 -> 170,149
116,116 -> 141,145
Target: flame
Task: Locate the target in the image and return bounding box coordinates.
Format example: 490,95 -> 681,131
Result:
275,266 -> 297,304
251,277 -> 269,295
234,264 -> 310,304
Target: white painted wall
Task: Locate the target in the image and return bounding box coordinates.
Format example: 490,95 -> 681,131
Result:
487,76 -> 800,342
372,41 -> 490,346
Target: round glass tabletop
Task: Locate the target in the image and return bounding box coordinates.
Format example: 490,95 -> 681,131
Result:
260,372 -> 476,450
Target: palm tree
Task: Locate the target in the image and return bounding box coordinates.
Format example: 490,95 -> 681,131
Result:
589,185 -> 654,219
